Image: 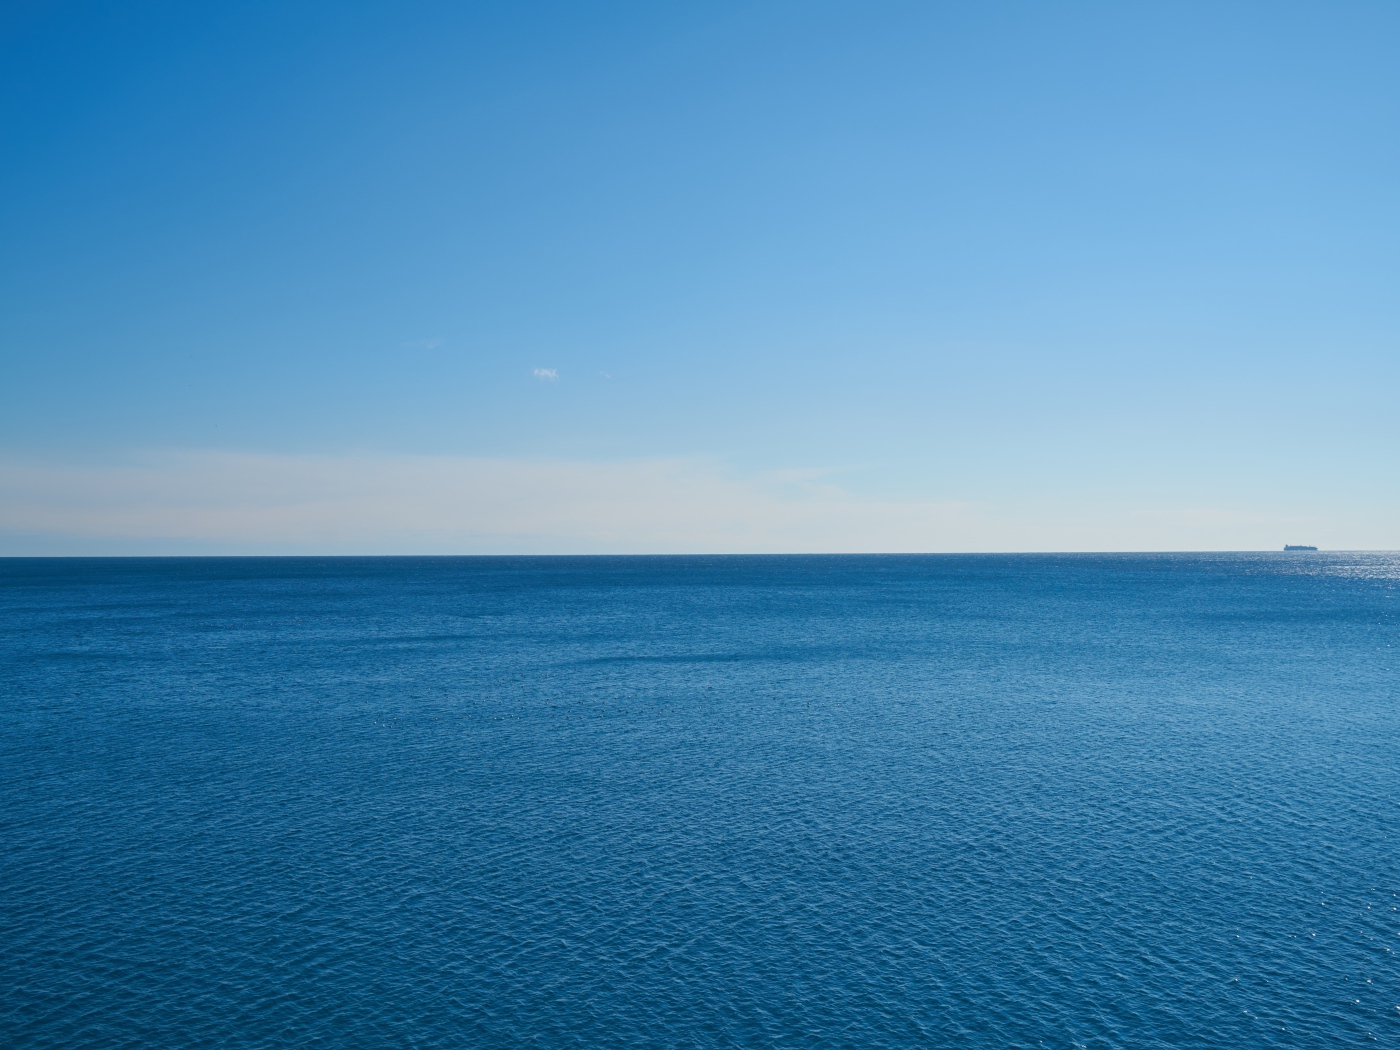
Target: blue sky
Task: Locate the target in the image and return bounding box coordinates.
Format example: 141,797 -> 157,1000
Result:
2,0 -> 1398,552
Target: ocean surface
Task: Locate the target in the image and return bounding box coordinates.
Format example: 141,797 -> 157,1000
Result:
2,553 -> 1399,1048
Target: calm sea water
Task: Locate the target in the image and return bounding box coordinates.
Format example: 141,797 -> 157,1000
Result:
2,553 -> 1399,1048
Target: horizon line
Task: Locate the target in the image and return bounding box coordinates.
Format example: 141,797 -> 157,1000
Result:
2,549 -> 1382,561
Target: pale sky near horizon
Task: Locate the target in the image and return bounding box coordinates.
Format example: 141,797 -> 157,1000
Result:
2,1 -> 1398,553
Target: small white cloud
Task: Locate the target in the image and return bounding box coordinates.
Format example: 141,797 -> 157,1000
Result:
532,368 -> 559,381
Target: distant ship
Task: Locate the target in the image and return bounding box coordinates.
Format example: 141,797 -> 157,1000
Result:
1283,545 -> 1318,551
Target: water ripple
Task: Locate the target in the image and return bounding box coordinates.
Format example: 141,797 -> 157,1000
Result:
2,554 -> 1398,1047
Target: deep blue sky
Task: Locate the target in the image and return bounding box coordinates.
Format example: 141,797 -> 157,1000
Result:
2,1 -> 1398,552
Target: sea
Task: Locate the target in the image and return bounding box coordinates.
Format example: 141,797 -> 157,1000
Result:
2,553 -> 1398,1048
